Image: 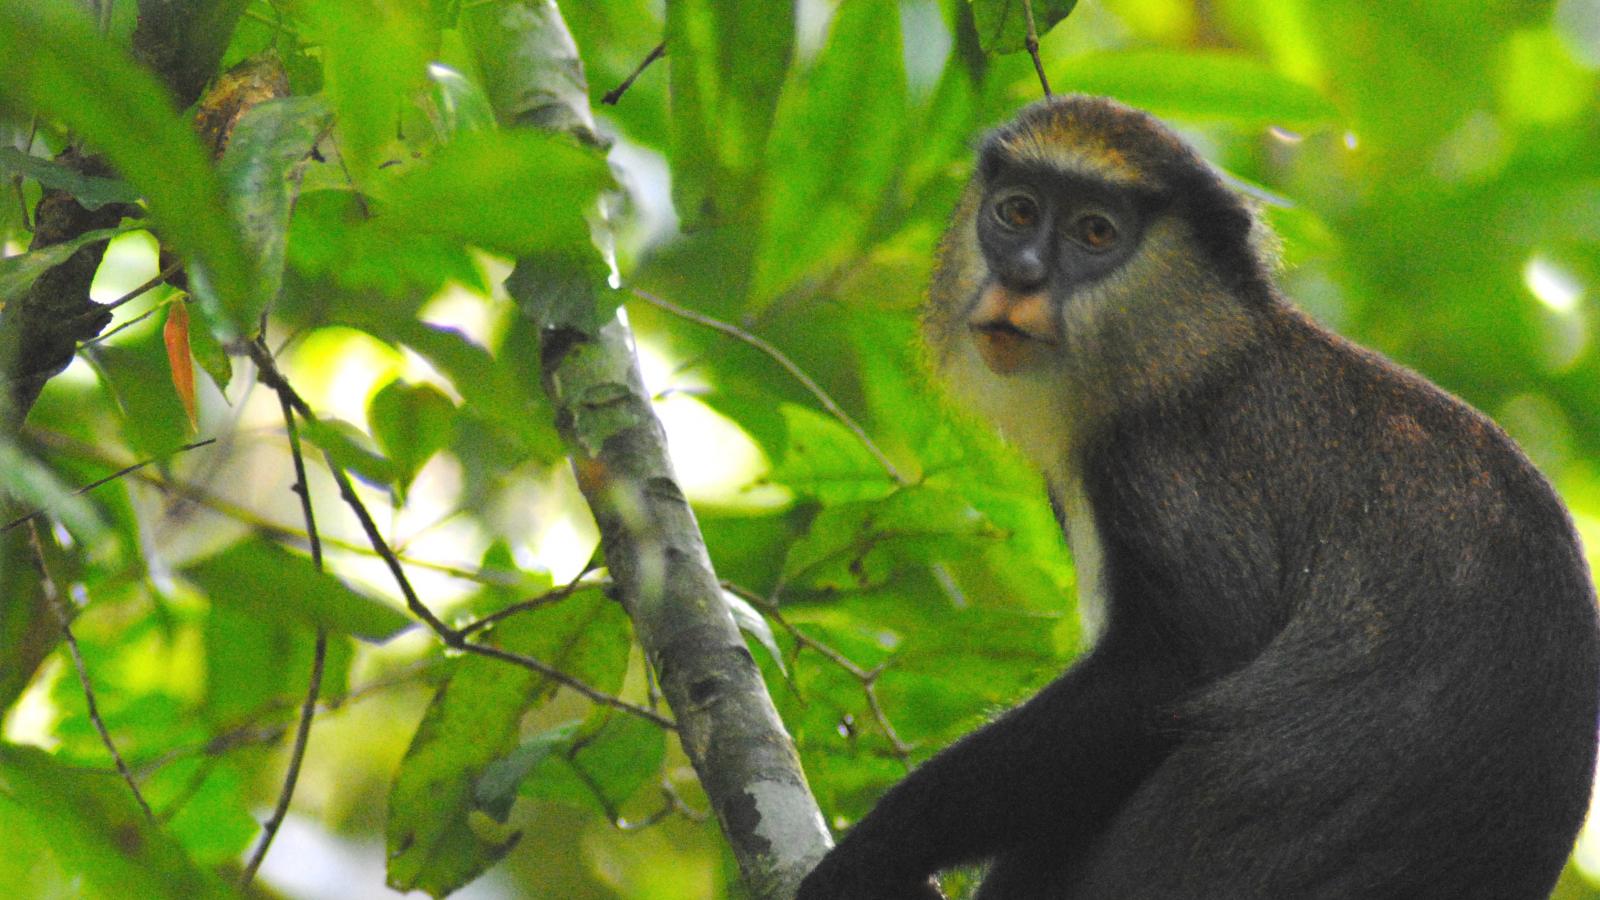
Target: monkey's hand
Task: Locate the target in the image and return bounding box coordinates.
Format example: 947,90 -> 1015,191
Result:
794,852 -> 946,900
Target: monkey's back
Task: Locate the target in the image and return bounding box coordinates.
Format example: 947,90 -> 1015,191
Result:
1057,303 -> 1600,900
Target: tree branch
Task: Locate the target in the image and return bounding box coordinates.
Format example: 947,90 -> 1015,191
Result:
482,5 -> 832,896
601,41 -> 666,106
0,437 -> 216,533
239,366 -> 329,888
245,341 -> 673,730
30,521 -> 156,820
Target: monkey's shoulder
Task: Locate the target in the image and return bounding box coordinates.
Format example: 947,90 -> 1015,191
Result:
1278,314 -> 1551,494
1097,306 -> 1576,556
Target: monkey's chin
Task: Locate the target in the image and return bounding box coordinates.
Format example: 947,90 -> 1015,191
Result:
971,329 -> 1052,375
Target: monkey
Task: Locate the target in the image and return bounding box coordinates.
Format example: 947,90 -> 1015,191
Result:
795,95 -> 1600,900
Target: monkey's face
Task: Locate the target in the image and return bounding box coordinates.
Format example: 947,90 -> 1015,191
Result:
924,96 -> 1271,474
968,160 -> 1153,375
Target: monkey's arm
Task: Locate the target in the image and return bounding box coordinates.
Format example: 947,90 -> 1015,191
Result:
797,637 -> 1186,899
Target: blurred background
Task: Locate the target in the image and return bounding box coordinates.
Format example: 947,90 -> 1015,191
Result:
3,0 -> 1599,897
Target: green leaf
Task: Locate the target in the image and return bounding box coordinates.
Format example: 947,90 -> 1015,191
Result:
286,190 -> 485,299
771,403 -> 899,504
0,147 -> 138,209
374,130 -> 610,256
515,711 -> 667,816
349,317 -> 563,463
215,95 -> 331,326
0,440 -> 106,543
202,603 -> 296,724
0,0 -> 259,333
158,758 -> 258,866
783,488 -> 1003,591
368,380 -> 458,498
0,744 -> 236,899
183,537 -> 412,642
386,589 -> 631,897
93,332 -> 193,460
753,0 -> 908,307
666,0 -> 795,229
302,0 -> 436,178
423,62 -> 498,140
300,417 -> 402,492
182,295 -> 234,394
1037,51 -> 1340,127
970,0 -> 1078,54
474,721 -> 578,822
0,225 -> 131,304
723,588 -> 786,676
0,527 -> 55,713
844,308 -> 1074,611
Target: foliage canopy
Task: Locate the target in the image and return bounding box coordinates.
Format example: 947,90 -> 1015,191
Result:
1,0 -> 1598,898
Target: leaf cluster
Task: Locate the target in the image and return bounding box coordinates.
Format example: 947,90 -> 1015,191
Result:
0,0 -> 1597,898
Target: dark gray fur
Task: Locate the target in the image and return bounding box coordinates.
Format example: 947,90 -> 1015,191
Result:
798,97 -> 1599,900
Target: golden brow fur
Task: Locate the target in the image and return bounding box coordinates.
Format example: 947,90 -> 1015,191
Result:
923,103 -> 1265,485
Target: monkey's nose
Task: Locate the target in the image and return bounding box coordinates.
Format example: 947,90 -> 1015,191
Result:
968,283 -> 1059,374
1001,246 -> 1048,290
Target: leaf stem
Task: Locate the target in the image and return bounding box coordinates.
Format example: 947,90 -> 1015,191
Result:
104,260 -> 183,311
602,41 -> 666,106
0,437 -> 216,533
630,287 -> 908,486
240,367 -> 330,888
1022,0 -> 1053,99
31,521 -> 157,820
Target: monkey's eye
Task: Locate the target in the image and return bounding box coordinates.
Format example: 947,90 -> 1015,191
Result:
1075,214 -> 1119,250
993,193 -> 1040,231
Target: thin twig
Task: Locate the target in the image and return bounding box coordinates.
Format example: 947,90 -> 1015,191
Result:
630,288 -> 908,486
238,632 -> 324,886
132,658 -> 443,778
246,342 -> 675,730
0,438 -> 217,533
242,5 -> 299,37
80,305 -> 159,348
276,381 -> 323,575
660,778 -> 708,822
861,665 -> 911,763
29,428 -> 511,585
59,629 -> 157,819
240,371 -> 330,888
602,42 -> 666,106
1021,0 -> 1053,99
31,522 -> 156,820
329,134 -> 370,218
722,581 -> 914,765
249,341 -> 454,634
155,752 -> 222,825
458,642 -> 676,728
104,260 -> 183,312
456,565 -> 604,637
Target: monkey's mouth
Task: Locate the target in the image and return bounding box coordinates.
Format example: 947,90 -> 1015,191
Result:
972,320 -> 1031,340
968,284 -> 1059,375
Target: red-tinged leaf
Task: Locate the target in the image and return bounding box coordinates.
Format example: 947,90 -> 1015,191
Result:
163,301 -> 198,431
